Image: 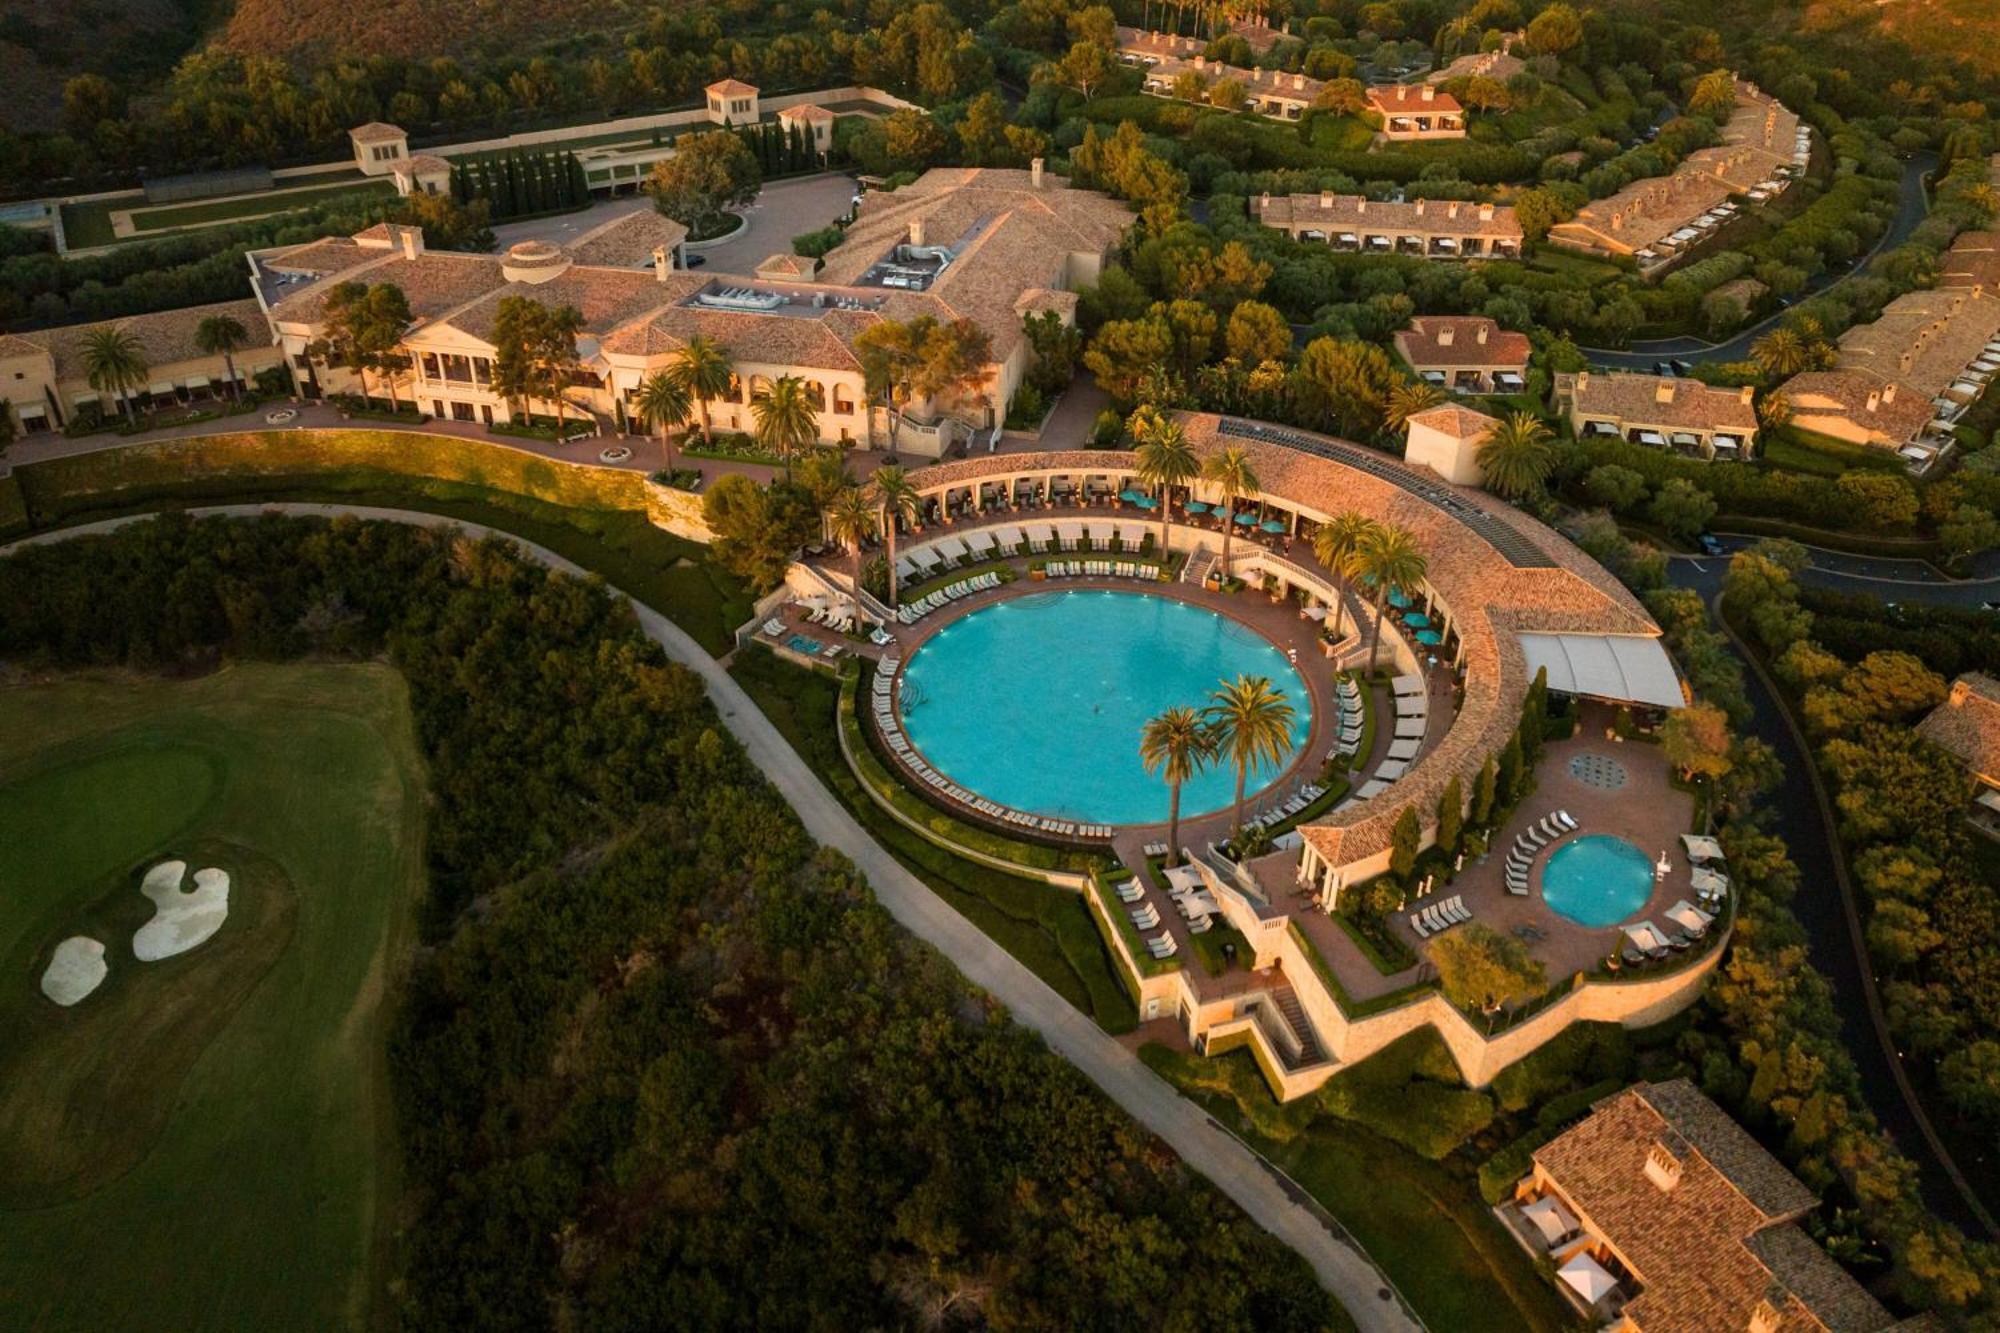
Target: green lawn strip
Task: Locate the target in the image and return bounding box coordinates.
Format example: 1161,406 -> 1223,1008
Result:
731,648 -> 1137,1032
58,199 -> 125,249
1091,867 -> 1181,979
130,181 -> 397,232
1140,1042 -> 1572,1333
1759,426 -> 1906,477
1288,919 -> 1437,1018
0,663 -> 425,1332
1331,908 -> 1414,976
897,556 -> 1024,604
13,466 -> 752,656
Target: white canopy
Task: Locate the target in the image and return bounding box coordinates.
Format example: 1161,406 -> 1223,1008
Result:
1392,674 -> 1425,697
1691,866 -> 1730,896
1394,717 -> 1425,738
1522,1195 -> 1578,1248
1054,521 -> 1085,542
1558,1252 -> 1619,1305
1355,779 -> 1388,800
1665,900 -> 1714,932
1375,759 -> 1409,780
965,530 -> 996,554
1087,522 -> 1114,545
935,536 -> 970,562
911,547 -> 942,570
1624,922 -> 1671,953
1024,523 -> 1053,545
1518,633 -> 1684,709
995,525 -> 1024,548
1396,694 -> 1428,720
1679,833 -> 1725,863
1117,522 -> 1149,546
1978,788 -> 2000,814
1386,738 -> 1421,760
1303,606 -> 1328,621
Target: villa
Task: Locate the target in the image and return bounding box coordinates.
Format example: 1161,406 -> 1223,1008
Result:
1250,191 -> 1523,259
1777,228 -> 2000,470
1427,42 -> 1526,86
1504,1080 -> 1919,1331
1403,403 -> 1499,486
1550,79 -> 1807,267
1115,28 -> 1324,120
246,162 -> 1128,454
1367,84 -> 1467,140
1556,369 -> 1760,460
1393,315 -> 1531,394
0,298 -> 284,433
1916,673 -> 2000,829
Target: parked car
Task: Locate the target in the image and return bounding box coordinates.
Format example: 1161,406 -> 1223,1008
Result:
686,253 -> 707,268
1654,361 -> 1677,377
1671,359 -> 1696,376
1698,534 -> 1726,557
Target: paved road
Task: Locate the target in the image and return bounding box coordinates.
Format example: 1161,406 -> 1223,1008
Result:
490,172 -> 861,271
1584,152 -> 1937,370
1689,532 -> 2000,606
6,504 -> 1423,1332
1667,548 -> 1999,1235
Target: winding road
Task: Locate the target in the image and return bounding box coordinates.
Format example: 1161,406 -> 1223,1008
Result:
1583,152 -> 1937,370
4,504 -> 1425,1332
1668,541 -> 2000,1237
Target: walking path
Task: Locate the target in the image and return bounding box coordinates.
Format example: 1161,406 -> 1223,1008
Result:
5,503 -> 1422,1332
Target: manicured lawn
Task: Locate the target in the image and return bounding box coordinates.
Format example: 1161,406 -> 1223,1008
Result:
1307,114 -> 1377,152
59,197 -> 131,250
731,647 -> 1137,1031
0,663 -> 426,1331
1760,426 -> 1905,477
129,181 -> 397,232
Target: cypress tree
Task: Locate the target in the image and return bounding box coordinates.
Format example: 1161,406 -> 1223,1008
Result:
1436,775 -> 1463,860
1472,757 -> 1498,827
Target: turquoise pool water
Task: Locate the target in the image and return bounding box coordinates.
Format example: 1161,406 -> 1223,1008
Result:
1541,834 -> 1653,927
899,590 -> 1311,825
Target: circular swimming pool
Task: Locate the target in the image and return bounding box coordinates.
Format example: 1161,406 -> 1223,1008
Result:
1541,834 -> 1653,928
898,590 -> 1312,825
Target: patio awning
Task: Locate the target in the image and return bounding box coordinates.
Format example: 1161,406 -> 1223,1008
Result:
1354,779 -> 1388,799
1394,717 -> 1425,738
995,526 -> 1023,547
935,536 -> 969,562
1375,759 -> 1408,780
1517,633 -> 1684,709
15,401 -> 45,419
911,547 -> 942,570
1024,524 -> 1053,545
1624,922 -> 1671,953
1117,522 -> 1149,546
1679,833 -> 1724,863
965,530 -> 996,553
1392,674 -> 1425,696
147,380 -> 176,397
1386,738 -> 1421,760
1978,788 -> 2000,814
1558,1252 -> 1619,1305
1665,900 -> 1713,932
1522,1195 -> 1578,1248
1302,606 -> 1327,621
1691,867 -> 1730,896
1087,522 -> 1114,544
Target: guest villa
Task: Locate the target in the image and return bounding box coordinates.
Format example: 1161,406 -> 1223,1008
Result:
1557,369 -> 1761,460
1916,673 -> 2000,829
1393,315 -> 1531,394
1116,28 -> 1325,120
1250,191 -> 1523,259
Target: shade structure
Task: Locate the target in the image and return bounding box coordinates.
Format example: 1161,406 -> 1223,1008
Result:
1234,511 -> 1259,526
1086,521 -> 1114,545
935,536 -> 970,563
1679,833 -> 1725,863
1557,1252 -> 1619,1305
1623,922 -> 1671,953
1133,496 -> 1158,509
1522,1195 -> 1578,1248
1417,629 -> 1444,646
1116,522 -> 1150,547
994,525 -> 1024,548
1375,759 -> 1408,780
1184,500 -> 1211,513
1260,518 -> 1287,532
965,530 -> 996,555
1690,867 -> 1730,897
1118,488 -> 1147,503
1387,589 -> 1414,609
1404,612 -> 1431,629
1665,899 -> 1713,932
1386,738 -> 1421,760
1517,632 -> 1685,710
1302,606 -> 1327,621
1392,674 -> 1425,697
911,547 -> 942,571
1393,717 -> 1425,738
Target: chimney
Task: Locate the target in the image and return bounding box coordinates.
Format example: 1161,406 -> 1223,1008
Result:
1739,384 -> 1754,405
1611,212 -> 1624,231
1447,201 -> 1460,219
1195,55 -> 1206,70
400,225 -> 423,261
1479,202 -> 1494,221
1031,156 -> 1044,188
1866,390 -> 1881,413
1438,325 -> 1455,347
653,246 -> 671,281
1320,189 -> 1333,209
1259,191 -> 1271,213
910,217 -> 926,247
1356,198 -> 1366,214
1952,678 -> 1973,707
1292,74 -> 1304,90
1883,382 -> 1897,405
1476,323 -> 1489,346
1576,370 -> 1591,392
1655,380 -> 1676,404
1416,198 -> 1426,216
1422,85 -> 1436,102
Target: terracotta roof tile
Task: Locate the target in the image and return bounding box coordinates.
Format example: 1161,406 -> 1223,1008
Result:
562,211 -> 691,269
1560,370 -> 1758,434
1368,83 -> 1464,115
1256,192 -> 1522,239
349,122 -> 405,143
1917,673 -> 2000,780
20,298 -> 271,379
1394,316 -> 1531,370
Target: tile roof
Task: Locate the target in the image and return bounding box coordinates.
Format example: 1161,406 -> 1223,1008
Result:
1255,192 -> 1522,239
1429,47 -> 1526,84
1394,316 -> 1531,369
1782,368 -> 1935,448
1917,673 -> 2000,779
1938,230 -> 2000,293
395,154 -> 451,176
1560,370 -> 1758,433
1118,28 -> 1325,104
434,265 -> 666,342
266,249 -> 507,327
0,332 -> 48,362
706,78 -> 759,97
1406,404 -> 1498,438
1368,83 -> 1464,115
20,298 -> 271,380
562,210 -> 691,269
1531,1081 -> 1894,1333
349,122 -> 405,143
779,103 -> 836,122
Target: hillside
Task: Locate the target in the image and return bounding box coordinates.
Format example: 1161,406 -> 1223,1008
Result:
216,0 -> 643,62
0,0 -> 197,132
1796,0 -> 2000,77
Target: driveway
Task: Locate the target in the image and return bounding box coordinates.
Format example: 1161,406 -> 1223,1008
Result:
693,172 -> 861,273
6,502 -> 1424,1332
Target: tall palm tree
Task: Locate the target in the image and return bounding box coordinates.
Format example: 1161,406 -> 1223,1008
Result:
1199,443 -> 1259,579
1204,675 -> 1297,839
753,375 -> 820,474
1749,327 -> 1808,379
1356,523 -> 1428,672
1133,415 -> 1199,557
824,484 -> 878,613
1311,512 -> 1377,641
669,335 -> 733,444
1140,706 -> 1216,864
872,464 -> 921,607
195,313 -> 248,400
80,327 -> 148,422
1474,411 -> 1557,500
633,371 -> 693,472
1386,379 -> 1446,432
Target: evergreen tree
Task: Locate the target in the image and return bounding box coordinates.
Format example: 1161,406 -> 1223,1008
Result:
1498,734 -> 1525,803
1472,757 -> 1498,827
1436,775 -> 1464,860
1390,805 -> 1422,880
1519,666 -> 1549,761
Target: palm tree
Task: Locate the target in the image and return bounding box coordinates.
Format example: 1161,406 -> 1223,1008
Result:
536,304 -> 585,438
1204,675 -> 1297,839
1356,523 -> 1428,671
1311,512 -> 1377,641
1139,706 -> 1216,864
195,313 -> 248,400
753,375 -> 820,474
1199,444 -> 1259,579
1474,411 -> 1557,500
1386,379 -> 1446,432
1132,415 -> 1199,557
872,464 -> 921,607
633,371 -> 693,472
80,327 -> 148,422
669,335 -> 733,444
824,484 -> 878,612
1750,327 -> 1808,379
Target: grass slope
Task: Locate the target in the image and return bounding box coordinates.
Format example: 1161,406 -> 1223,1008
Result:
0,663 -> 426,1332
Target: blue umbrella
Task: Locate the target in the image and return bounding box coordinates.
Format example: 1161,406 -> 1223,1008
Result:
1387,589 -> 1414,609
1119,488 -> 1148,503
1416,629 -> 1443,646
1234,511 -> 1259,526
1133,496 -> 1158,510
1260,518 -> 1287,533
1184,500 -> 1211,513
1405,612 -> 1431,629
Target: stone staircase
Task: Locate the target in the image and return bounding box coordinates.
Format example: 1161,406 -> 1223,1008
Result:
1268,983 -> 1325,1068
1181,546 -> 1216,586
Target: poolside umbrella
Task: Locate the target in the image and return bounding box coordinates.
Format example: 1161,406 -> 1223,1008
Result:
1184,500 -> 1211,513
1233,511 -> 1259,526
1558,1254 -> 1618,1306
1416,629 -> 1443,646
1260,518 -> 1287,533
1133,495 -> 1159,509
1404,612 -> 1431,629
1386,589 -> 1414,609
1118,488 -> 1148,503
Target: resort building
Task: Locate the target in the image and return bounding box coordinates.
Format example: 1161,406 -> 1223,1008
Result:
1403,403 -> 1498,486
0,298 -> 284,435
1556,370 -> 1760,460
1427,42 -> 1526,86
1549,79 -> 1807,267
1250,191 -> 1523,259
1115,28 -> 1324,120
705,79 -> 761,126
246,165 -> 1127,454
1393,315 -> 1530,393
1504,1080 -> 1915,1332
1367,84 -> 1467,140
776,103 -> 837,156
390,155 -> 452,198
1916,674 -> 2000,828
1777,232 -> 2000,470
350,122 -> 412,175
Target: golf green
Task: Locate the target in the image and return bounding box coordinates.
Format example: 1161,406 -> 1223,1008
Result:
0,663 -> 426,1330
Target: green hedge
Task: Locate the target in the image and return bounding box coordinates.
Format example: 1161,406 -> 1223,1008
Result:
0,471 -> 26,538
1317,1029 -> 1495,1160
1090,869 -> 1181,978
1477,1125 -> 1559,1204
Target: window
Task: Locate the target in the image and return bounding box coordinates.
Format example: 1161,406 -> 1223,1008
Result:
833,387 -> 855,414
451,401 -> 476,422
472,356 -> 492,386
420,352 -> 441,380
804,380 -> 826,411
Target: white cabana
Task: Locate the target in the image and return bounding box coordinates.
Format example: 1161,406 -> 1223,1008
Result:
1394,717 -> 1425,738
1392,674 -> 1425,697
1679,833 -> 1725,863
1517,633 -> 1684,710
1355,779 -> 1388,800
895,557 -> 917,580
1557,1252 -> 1619,1306
1024,523 -> 1054,548
1690,867 -> 1730,897
934,536 -> 970,563
1164,863 -> 1205,895
1521,1195 -> 1578,1249
1375,759 -> 1409,780
1054,521 -> 1085,548
1302,606 -> 1327,621
1386,738 -> 1421,760
1117,522 -> 1149,547
965,530 -> 996,555
1396,694 -> 1428,720
911,547 -> 942,572
1665,900 -> 1714,933
1979,789 -> 2000,815
1086,521 -> 1114,546
1624,922 -> 1671,953
995,525 -> 1024,549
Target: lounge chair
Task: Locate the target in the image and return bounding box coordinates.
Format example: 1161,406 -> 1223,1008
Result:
1410,913 -> 1431,939
1554,811 -> 1578,832
1188,914 -> 1213,934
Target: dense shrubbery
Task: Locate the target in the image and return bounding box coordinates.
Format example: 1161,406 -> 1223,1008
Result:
0,512 -> 1339,1330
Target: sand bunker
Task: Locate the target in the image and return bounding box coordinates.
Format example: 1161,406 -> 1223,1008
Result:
39,936 -> 109,1006
132,860 -> 231,962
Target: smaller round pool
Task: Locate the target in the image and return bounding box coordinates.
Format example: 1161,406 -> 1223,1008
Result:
1541,835 -> 1653,928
